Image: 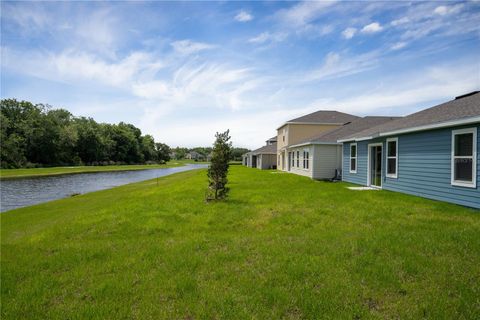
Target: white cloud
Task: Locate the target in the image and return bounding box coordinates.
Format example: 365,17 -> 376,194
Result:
248,31 -> 287,44
75,9 -> 119,58
318,63 -> 478,114
304,51 -> 379,81
235,10 -> 253,22
434,6 -> 448,16
2,3 -> 50,30
342,27 -> 357,39
1,48 -> 164,88
391,2 -> 474,41
276,1 -> 337,27
361,22 -> 383,33
434,4 -> 464,16
319,24 -> 334,36
391,42 -> 407,50
170,40 -> 216,55
391,17 -> 409,26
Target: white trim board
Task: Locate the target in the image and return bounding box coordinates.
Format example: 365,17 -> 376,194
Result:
385,137 -> 398,179
451,127 -> 477,188
367,142 -> 383,189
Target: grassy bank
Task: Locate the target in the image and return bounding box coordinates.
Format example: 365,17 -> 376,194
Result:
2,166 -> 479,319
0,160 -> 202,179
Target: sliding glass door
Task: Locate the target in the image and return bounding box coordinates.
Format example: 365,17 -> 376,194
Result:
369,144 -> 382,187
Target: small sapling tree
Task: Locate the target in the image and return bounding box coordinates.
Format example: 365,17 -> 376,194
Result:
206,130 -> 232,201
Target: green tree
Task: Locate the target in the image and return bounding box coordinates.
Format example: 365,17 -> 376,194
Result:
206,130 -> 232,201
1,98 -> 169,167
171,147 -> 188,159
155,143 -> 171,163
141,135 -> 157,162
231,147 -> 250,161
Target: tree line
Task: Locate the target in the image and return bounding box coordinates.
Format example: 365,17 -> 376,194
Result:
169,146 -> 249,161
0,99 -> 171,168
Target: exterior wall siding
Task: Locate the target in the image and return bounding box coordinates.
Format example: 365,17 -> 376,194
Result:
311,145 -> 342,179
342,124 -> 480,209
257,154 -> 276,169
287,146 -> 313,178
288,124 -> 340,146
277,123 -> 341,171
342,141 -> 369,185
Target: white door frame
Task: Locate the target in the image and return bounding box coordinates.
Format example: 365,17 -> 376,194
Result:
367,142 -> 383,188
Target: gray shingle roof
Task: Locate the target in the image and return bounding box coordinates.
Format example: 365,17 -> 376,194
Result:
252,143 -> 277,155
292,116 -> 401,146
341,91 -> 480,141
287,110 -> 359,124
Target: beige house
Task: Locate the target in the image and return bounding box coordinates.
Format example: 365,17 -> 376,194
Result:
252,143 -> 277,169
243,136 -> 278,169
276,111 -> 359,171
286,116 -> 399,180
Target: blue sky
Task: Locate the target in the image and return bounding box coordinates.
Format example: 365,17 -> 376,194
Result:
1,1 -> 479,148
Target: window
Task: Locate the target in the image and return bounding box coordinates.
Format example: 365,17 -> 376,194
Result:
451,128 -> 477,188
386,138 -> 398,178
303,149 -> 309,169
296,151 -> 300,167
303,149 -> 310,169
350,143 -> 357,173
292,151 -> 295,167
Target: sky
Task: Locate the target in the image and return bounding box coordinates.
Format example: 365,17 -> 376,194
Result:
1,1 -> 479,149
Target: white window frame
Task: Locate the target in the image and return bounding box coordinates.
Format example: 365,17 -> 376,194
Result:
386,137 -> 398,179
349,143 -> 357,173
451,127 -> 477,188
303,148 -> 310,170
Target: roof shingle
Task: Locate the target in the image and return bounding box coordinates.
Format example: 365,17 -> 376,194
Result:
252,143 -> 277,155
341,91 -> 480,141
287,110 -> 359,124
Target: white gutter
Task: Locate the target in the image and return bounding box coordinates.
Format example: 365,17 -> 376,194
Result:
289,141 -> 341,148
337,136 -> 374,143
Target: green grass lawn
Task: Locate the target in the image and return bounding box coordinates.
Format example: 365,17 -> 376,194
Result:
0,160 -> 201,179
2,166 -> 479,319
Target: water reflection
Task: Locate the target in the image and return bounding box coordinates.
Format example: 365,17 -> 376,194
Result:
0,164 -> 207,212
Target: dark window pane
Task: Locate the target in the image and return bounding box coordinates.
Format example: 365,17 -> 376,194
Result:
387,159 -> 396,174
454,158 -> 473,181
388,141 -> 397,157
351,145 -> 356,156
455,133 -> 473,156
351,159 -> 356,171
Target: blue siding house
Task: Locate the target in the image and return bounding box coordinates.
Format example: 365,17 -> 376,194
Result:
339,91 -> 480,209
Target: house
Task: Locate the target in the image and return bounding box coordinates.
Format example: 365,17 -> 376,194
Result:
339,91 -> 480,209
186,151 -> 205,161
286,116 -> 400,179
276,110 -> 359,171
266,136 -> 277,145
243,137 -> 277,169
242,152 -> 252,167
251,143 -> 277,169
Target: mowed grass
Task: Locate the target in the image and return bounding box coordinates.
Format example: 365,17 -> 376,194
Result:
1,166 -> 479,319
0,161 -> 198,179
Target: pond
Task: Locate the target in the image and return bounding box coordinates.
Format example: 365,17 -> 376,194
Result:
0,164 -> 208,212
